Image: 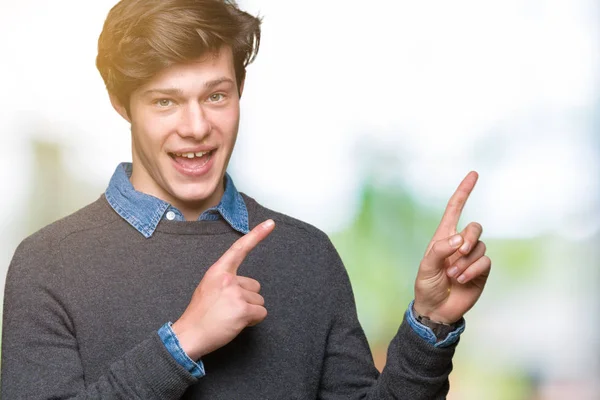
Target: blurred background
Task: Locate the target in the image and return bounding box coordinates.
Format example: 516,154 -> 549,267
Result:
1,0 -> 599,398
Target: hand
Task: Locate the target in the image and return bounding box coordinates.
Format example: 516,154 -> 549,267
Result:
172,219 -> 275,360
413,172 -> 491,324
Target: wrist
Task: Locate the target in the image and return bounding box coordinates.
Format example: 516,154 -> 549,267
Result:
412,300 -> 459,325
158,323 -> 206,378
171,320 -> 206,361
412,304 -> 460,342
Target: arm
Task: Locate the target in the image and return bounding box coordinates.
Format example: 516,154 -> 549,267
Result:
1,240 -> 197,400
317,244 -> 456,400
2,219 -> 276,399
319,172 -> 490,398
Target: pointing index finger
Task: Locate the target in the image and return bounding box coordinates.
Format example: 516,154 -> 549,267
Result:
214,219 -> 275,275
436,171 -> 478,235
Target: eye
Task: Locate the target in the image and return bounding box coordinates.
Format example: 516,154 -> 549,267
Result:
155,98 -> 173,107
208,93 -> 225,102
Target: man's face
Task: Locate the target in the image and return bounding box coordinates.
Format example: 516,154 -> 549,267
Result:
118,46 -> 241,218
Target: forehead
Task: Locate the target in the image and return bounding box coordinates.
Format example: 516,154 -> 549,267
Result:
137,47 -> 236,96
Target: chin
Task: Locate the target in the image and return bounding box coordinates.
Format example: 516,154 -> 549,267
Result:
171,183 -> 220,205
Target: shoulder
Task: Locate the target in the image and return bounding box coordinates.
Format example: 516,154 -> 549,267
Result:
242,193 -> 331,242
10,196 -> 118,270
3,198 -> 119,330
241,193 -> 341,263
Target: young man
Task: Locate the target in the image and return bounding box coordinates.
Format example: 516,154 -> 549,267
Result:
1,0 -> 491,398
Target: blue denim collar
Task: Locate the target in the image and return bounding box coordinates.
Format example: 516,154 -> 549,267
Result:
105,162 -> 249,238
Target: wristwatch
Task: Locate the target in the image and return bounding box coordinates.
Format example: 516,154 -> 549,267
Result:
413,308 -> 459,342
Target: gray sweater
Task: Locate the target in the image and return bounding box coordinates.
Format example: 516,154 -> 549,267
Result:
1,194 -> 456,399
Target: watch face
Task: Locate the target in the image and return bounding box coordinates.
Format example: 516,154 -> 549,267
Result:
418,316 -> 454,340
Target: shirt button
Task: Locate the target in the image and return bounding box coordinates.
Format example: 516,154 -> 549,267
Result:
166,211 -> 176,221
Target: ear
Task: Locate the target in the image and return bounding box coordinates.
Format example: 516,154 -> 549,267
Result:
109,94 -> 131,123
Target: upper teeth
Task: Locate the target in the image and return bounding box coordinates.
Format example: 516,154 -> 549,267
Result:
175,151 -> 210,158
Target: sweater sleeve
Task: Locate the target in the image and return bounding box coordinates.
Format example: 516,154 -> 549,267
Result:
1,238 -> 197,400
317,241 -> 457,399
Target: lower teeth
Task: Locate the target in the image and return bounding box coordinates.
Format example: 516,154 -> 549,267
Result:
199,154 -> 211,166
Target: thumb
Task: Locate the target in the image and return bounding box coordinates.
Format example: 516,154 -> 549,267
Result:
421,234 -> 463,273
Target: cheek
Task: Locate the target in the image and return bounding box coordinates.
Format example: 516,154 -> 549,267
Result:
133,117 -> 172,147
219,108 -> 240,141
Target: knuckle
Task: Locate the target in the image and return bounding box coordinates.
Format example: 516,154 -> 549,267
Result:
223,282 -> 239,297
231,240 -> 245,252
234,288 -> 246,301
447,199 -> 460,209
221,272 -> 234,286
429,241 -> 442,258
230,298 -> 248,316
204,267 -> 218,280
478,241 -> 487,253
455,257 -> 467,270
258,306 -> 268,320
240,301 -> 251,314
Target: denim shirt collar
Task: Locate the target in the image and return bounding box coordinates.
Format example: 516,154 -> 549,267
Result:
105,162 -> 249,238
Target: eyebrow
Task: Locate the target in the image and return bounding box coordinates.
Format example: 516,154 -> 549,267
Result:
204,77 -> 235,89
141,77 -> 235,98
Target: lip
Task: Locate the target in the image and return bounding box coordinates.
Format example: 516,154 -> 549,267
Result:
169,149 -> 216,177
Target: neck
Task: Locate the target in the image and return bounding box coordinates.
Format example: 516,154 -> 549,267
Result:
129,167 -> 226,222
175,185 -> 224,221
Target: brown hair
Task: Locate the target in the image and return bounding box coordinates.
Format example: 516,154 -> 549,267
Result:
96,0 -> 261,115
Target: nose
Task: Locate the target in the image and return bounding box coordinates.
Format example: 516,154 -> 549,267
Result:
177,102 -> 211,141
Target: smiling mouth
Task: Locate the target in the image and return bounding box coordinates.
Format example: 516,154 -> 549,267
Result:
169,150 -> 214,168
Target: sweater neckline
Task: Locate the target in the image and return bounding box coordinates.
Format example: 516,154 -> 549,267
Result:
154,218 -> 236,235
151,193 -> 259,236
